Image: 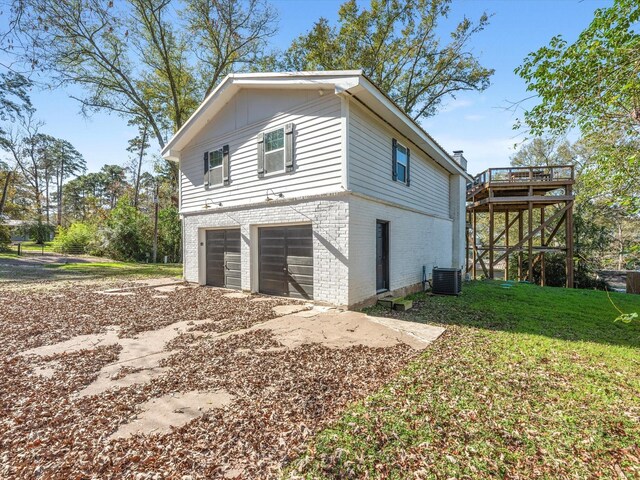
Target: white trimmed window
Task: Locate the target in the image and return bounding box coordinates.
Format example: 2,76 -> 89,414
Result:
208,147 -> 224,186
263,127 -> 285,174
395,142 -> 408,183
392,138 -> 411,186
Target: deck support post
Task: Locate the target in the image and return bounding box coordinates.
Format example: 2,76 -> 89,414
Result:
540,207 -> 545,286
505,211 -> 509,281
489,201 -> 495,279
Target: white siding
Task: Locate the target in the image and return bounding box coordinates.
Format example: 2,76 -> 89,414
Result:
180,89 -> 343,213
348,102 -> 451,218
348,195 -> 454,306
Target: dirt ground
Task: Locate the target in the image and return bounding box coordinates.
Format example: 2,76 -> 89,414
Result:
0,280 -> 443,479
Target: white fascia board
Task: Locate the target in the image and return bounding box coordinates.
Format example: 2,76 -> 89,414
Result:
347,76 -> 472,180
164,149 -> 182,162
228,70 -> 363,79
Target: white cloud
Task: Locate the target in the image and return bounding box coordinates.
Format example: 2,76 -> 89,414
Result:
464,114 -> 485,122
439,98 -> 473,113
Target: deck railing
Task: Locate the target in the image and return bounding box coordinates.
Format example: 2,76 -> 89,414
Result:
467,165 -> 574,192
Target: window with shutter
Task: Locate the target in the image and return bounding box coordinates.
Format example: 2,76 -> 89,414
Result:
263,127 -> 285,174
258,124 -> 295,176
205,148 -> 228,186
392,140 -> 410,185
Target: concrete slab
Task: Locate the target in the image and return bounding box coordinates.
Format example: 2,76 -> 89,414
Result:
20,319 -> 215,397
250,310 -> 442,350
222,292 -> 249,299
109,390 -> 233,439
20,326 -> 121,357
271,304 -> 311,316
128,277 -> 185,288
153,284 -> 188,293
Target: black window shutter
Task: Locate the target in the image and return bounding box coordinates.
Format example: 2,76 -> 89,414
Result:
285,123 -> 294,172
203,151 -> 209,187
257,132 -> 265,177
391,138 -> 398,181
222,145 -> 230,186
406,147 -> 411,186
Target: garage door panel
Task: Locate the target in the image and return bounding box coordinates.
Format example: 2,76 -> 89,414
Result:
288,273 -> 313,284
260,258 -> 286,269
286,264 -> 313,276
225,261 -> 242,271
259,225 -> 313,300
286,255 -> 313,266
225,275 -> 242,289
288,282 -> 313,298
286,226 -> 312,235
259,246 -> 285,256
260,279 -> 286,293
206,229 -> 241,289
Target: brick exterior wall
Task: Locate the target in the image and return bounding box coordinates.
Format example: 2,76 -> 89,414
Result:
183,192 -> 456,308
183,194 -> 350,306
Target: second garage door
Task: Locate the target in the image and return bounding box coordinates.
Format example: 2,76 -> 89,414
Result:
259,225 -> 313,299
206,229 -> 241,289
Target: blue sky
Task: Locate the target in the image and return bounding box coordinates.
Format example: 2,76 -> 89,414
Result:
2,0 -> 609,176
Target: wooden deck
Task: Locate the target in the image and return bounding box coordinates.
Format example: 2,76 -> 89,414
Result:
466,165 -> 575,288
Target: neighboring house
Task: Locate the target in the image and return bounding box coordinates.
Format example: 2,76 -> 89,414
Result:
162,71 -> 471,308
0,218 -> 30,242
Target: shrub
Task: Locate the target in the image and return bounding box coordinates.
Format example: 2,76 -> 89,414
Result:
52,222 -> 96,254
101,198 -> 152,261
507,253 -> 607,290
158,206 -> 181,263
28,220 -> 55,244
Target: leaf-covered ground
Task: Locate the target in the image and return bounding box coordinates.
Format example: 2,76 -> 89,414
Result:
288,282 -> 640,479
0,283 -> 416,478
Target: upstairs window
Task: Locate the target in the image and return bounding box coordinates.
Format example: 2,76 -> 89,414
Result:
264,128 -> 285,174
395,143 -> 408,183
209,148 -> 224,185
203,145 -> 229,187
257,123 -> 295,177
392,139 -> 411,186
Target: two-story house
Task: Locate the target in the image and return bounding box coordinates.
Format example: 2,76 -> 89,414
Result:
162,71 -> 471,308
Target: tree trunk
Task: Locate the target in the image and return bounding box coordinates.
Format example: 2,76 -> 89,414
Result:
44,163 -> 50,225
0,170 -> 12,218
618,222 -> 624,270
153,182 -> 159,263
57,158 -> 64,226
134,125 -> 148,209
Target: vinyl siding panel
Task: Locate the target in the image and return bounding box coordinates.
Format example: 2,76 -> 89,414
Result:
348,102 -> 451,218
180,89 -> 343,213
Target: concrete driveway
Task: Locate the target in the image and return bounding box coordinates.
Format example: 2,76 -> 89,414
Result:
4,282 -> 444,478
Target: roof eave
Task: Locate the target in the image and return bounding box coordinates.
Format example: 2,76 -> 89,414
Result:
345,76 -> 471,180
161,71 -> 364,159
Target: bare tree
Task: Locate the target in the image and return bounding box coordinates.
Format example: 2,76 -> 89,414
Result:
5,0 -> 278,150
126,122 -> 150,209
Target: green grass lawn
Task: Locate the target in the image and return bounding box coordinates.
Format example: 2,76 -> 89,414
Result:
17,241 -> 56,252
44,261 -> 183,278
288,282 -> 640,479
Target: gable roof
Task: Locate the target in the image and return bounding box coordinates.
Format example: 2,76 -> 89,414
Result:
161,70 -> 471,179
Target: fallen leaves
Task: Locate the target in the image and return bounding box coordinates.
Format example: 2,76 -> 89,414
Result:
0,284 -> 418,478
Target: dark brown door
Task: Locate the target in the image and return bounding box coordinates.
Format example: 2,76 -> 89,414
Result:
206,229 -> 241,289
259,225 -> 313,299
376,221 -> 389,292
